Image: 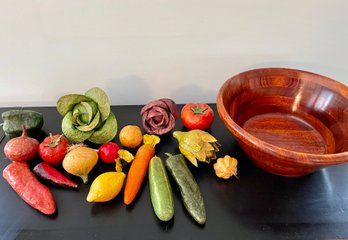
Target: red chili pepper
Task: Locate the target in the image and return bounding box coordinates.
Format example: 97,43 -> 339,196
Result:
33,162 -> 78,188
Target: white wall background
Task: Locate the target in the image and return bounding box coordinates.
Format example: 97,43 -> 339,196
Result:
0,0 -> 347,107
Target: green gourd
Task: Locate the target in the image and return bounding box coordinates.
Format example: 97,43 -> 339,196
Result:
1,110 -> 44,138
148,156 -> 174,222
165,153 -> 206,225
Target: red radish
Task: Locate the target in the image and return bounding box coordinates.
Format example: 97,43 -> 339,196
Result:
39,134 -> 69,165
4,125 -> 39,162
98,142 -> 120,164
3,161 -> 56,215
33,162 -> 78,188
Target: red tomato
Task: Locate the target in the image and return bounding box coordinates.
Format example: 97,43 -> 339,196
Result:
39,134 -> 69,165
98,142 -> 120,164
181,103 -> 214,130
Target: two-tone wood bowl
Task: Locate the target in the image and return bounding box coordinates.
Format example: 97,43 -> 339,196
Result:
217,68 -> 348,177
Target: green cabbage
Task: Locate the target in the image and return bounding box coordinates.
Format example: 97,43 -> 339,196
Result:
57,87 -> 117,144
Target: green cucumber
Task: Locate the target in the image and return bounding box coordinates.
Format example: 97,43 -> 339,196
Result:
1,109 -> 44,138
165,153 -> 206,225
148,156 -> 174,222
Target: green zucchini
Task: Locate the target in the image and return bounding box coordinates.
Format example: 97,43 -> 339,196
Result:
165,153 -> 206,225
1,110 -> 44,138
148,156 -> 174,222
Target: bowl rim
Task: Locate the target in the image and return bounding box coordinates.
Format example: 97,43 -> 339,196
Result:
216,67 -> 348,166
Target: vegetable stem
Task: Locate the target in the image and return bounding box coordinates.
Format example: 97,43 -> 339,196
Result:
190,105 -> 208,115
81,175 -> 89,184
44,133 -> 64,148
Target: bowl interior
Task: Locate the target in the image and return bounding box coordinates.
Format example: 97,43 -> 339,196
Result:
219,68 -> 348,155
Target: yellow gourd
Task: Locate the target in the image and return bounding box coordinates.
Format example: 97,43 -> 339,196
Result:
213,155 -> 238,179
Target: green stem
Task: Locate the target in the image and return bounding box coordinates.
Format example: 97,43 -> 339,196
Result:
190,104 -> 207,115
165,153 -> 173,158
44,133 -> 63,148
81,175 -> 89,184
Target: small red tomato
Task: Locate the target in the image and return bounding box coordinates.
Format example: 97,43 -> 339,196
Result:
98,142 -> 120,164
39,134 -> 69,165
181,103 -> 214,130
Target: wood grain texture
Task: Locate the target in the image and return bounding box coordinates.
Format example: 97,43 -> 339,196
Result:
217,68 -> 348,177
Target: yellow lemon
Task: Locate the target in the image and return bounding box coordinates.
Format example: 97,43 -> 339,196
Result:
87,172 -> 126,202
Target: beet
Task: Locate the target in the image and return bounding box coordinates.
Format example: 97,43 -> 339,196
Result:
4,125 -> 39,162
33,162 -> 78,188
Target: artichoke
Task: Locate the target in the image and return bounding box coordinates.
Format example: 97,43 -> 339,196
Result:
173,130 -> 220,167
57,87 -> 117,144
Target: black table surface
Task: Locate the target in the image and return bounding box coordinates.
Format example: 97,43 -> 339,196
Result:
1,105 -> 348,240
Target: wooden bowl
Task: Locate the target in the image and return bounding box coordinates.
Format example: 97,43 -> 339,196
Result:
217,68 -> 348,177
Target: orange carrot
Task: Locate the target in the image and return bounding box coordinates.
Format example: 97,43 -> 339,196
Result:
124,134 -> 160,205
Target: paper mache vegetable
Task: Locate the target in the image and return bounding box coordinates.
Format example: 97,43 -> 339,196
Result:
4,125 -> 39,162
140,98 -> 178,135
173,130 -> 220,167
1,109 -> 43,138
86,171 -> 126,202
165,153 -> 206,224
33,162 -> 78,188
213,155 -> 238,179
3,161 -> 56,215
56,87 -> 117,144
62,145 -> 98,184
124,134 -> 160,205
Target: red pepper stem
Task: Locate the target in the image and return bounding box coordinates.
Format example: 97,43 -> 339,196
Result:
44,133 -> 63,148
190,104 -> 208,115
